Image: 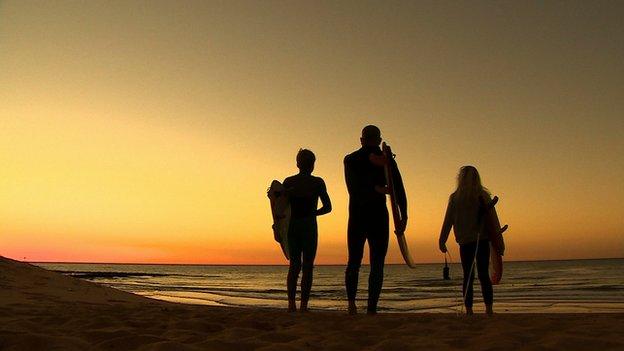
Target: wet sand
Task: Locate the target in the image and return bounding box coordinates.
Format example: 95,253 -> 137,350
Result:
1,256 -> 622,350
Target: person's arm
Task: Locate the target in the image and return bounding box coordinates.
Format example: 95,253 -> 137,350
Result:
282,178 -> 293,200
438,195 -> 454,253
344,156 -> 357,196
274,178 -> 291,221
316,179 -> 332,216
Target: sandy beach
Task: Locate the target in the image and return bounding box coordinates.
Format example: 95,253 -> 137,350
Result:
0,257 -> 622,350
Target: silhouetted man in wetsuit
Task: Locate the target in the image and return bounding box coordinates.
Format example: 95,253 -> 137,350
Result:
344,125 -> 407,314
284,149 -> 332,312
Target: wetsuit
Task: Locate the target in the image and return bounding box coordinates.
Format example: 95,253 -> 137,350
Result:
283,172 -> 331,302
344,146 -> 406,312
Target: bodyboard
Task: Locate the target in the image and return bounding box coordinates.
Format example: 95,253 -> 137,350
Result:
267,180 -> 290,260
482,196 -> 507,285
381,142 -> 416,268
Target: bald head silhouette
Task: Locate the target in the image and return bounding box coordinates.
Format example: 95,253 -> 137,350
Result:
360,125 -> 382,147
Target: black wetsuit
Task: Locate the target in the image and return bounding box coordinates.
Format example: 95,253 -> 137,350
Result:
283,172 -> 331,302
344,146 -> 406,312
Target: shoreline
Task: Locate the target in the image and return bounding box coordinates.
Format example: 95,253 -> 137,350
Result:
35,260 -> 624,314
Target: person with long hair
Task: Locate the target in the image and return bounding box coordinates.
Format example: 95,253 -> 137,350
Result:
283,149 -> 332,312
438,165 -> 494,315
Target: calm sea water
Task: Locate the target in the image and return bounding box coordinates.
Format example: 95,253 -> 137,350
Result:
37,259 -> 624,313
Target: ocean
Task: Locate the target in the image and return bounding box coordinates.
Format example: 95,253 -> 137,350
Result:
37,259 -> 624,313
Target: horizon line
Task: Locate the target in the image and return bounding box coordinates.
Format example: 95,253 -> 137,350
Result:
25,256 -> 624,266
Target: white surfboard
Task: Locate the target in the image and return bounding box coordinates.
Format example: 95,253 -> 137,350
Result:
267,180 -> 290,260
382,143 -> 416,268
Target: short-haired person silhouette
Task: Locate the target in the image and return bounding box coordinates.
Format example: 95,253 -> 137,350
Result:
344,125 -> 406,314
283,149 -> 332,312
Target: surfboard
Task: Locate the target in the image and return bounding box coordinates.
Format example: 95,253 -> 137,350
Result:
381,142 -> 416,268
480,196 -> 508,285
267,180 -> 290,260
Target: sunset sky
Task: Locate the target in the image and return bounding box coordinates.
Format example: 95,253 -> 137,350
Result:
1,1 -> 622,264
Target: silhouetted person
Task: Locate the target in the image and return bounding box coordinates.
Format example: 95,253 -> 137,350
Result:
283,149 -> 332,312
344,125 -> 406,315
438,166 -> 494,315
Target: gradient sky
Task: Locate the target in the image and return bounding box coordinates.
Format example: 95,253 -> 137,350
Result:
1,1 -> 623,264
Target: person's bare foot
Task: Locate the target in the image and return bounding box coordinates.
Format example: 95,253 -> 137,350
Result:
485,305 -> 493,315
348,300 -> 357,315
288,299 -> 297,313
